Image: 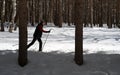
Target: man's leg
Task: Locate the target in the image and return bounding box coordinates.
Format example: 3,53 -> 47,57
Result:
27,37 -> 36,49
38,38 -> 42,51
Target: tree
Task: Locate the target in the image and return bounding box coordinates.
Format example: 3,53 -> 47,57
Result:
90,0 -> 93,27
18,0 -> 28,67
107,0 -> 112,28
9,0 -> 16,33
57,0 -> 63,27
98,0 -> 103,27
53,0 -> 62,27
83,0 -> 89,27
0,0 -> 5,32
116,0 -> 120,28
49,0 -> 54,23
74,0 -> 83,65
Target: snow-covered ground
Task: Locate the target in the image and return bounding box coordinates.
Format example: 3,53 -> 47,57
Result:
1,26 -> 120,54
0,26 -> 120,75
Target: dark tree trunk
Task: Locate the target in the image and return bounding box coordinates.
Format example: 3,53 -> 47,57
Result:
9,0 -> 16,33
18,0 -> 28,67
0,0 -> 5,32
53,0 -> 62,27
98,0 -> 103,27
49,0 -> 54,23
107,0 -> 112,28
74,0 -> 83,65
116,0 -> 120,28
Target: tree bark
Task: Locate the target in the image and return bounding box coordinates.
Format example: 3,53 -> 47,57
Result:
18,0 -> 28,67
116,0 -> 120,28
57,0 -> 63,27
107,0 -> 112,28
0,0 -> 5,32
9,0 -> 16,33
74,0 -> 83,65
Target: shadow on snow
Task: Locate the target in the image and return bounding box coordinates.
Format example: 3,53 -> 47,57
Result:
0,50 -> 120,75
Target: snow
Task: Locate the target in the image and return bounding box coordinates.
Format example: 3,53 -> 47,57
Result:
0,25 -> 120,75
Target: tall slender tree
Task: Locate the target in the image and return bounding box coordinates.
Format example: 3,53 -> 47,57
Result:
107,0 -> 112,28
57,0 -> 63,27
18,0 -> 28,67
0,0 -> 5,31
74,0 -> 83,65
98,0 -> 103,27
53,0 -> 62,27
9,0 -> 16,33
90,0 -> 93,26
49,0 -> 54,23
116,0 -> 120,28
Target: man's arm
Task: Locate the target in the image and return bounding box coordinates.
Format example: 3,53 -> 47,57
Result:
38,26 -> 50,33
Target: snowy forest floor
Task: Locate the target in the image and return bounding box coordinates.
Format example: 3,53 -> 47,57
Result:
0,26 -> 120,75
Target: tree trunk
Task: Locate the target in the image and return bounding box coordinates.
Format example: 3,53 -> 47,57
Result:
74,0 -> 83,65
35,0 -> 40,23
90,0 -> 93,27
14,0 -> 19,31
31,0 -> 35,26
9,0 -> 16,33
116,0 -> 120,28
0,0 -> 5,32
5,0 -> 10,22
49,0 -> 54,23
57,0 -> 63,27
43,0 -> 47,22
99,0 -> 103,27
53,0 -> 62,27
107,0 -> 112,28
18,0 -> 28,67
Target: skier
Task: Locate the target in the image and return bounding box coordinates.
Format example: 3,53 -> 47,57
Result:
27,21 -> 51,51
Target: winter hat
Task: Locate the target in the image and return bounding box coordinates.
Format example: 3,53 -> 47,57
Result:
38,20 -> 44,25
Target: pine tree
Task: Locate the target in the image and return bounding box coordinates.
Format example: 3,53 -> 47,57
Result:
18,0 -> 28,67
107,0 -> 112,28
116,0 -> 120,28
0,0 -> 5,31
74,0 -> 83,65
9,0 -> 16,33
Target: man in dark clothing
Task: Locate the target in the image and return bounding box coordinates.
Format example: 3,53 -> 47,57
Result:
27,21 -> 50,51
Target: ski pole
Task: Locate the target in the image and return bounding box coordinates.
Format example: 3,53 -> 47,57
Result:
42,30 -> 51,50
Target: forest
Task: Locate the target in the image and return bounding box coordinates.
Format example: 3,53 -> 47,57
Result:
0,0 -> 83,66
0,0 -> 120,32
0,0 -> 120,67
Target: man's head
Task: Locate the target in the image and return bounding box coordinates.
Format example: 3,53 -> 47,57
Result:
39,20 -> 46,26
